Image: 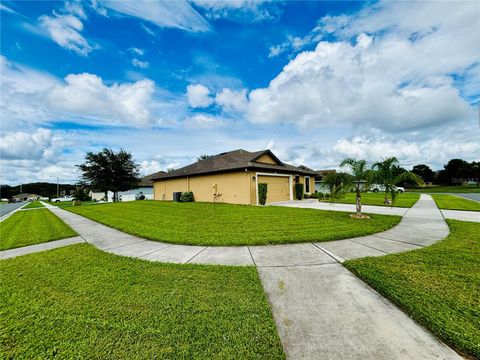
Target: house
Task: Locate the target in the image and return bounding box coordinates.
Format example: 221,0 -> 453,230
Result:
314,169 -> 336,193
12,193 -> 40,201
89,172 -> 163,202
151,149 -> 316,205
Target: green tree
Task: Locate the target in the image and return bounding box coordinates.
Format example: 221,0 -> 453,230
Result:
77,148 -> 140,202
412,164 -> 435,183
373,157 -> 423,205
470,161 -> 480,188
339,158 -> 372,216
197,154 -> 214,161
438,159 -> 470,184
323,172 -> 352,199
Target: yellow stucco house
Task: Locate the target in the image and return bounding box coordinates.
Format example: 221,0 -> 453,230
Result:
151,149 -> 316,205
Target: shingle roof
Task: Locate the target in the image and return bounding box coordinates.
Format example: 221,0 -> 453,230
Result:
151,149 -> 315,180
138,171 -> 165,186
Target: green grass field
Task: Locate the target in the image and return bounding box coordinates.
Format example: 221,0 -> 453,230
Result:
67,201 -> 400,246
320,192 -> 420,208
344,220 -> 480,359
431,194 -> 480,211
47,200 -> 98,208
23,201 -> 44,209
0,209 -> 77,251
407,185 -> 480,193
0,244 -> 285,359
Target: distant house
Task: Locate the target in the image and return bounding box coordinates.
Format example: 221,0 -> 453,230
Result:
314,169 -> 336,193
12,193 -> 40,201
152,149 -> 316,205
89,172 -> 164,202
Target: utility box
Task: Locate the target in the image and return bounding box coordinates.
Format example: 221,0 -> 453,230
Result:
173,192 -> 182,202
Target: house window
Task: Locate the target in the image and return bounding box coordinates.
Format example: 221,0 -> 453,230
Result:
305,176 -> 310,193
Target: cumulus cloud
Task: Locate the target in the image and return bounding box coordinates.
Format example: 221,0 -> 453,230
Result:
0,128 -> 53,160
248,1 -> 478,132
39,2 -> 95,56
186,84 -> 213,108
48,73 -> 156,126
215,88 -> 248,112
98,0 -> 211,32
1,56 -> 167,127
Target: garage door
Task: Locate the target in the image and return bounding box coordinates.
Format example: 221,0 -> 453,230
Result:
258,175 -> 291,203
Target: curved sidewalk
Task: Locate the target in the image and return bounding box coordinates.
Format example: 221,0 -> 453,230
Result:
42,195 -> 449,266
40,196 -> 460,360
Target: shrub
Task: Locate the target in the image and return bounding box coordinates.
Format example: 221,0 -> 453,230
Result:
258,183 -> 268,205
180,191 -> 194,202
295,183 -> 304,200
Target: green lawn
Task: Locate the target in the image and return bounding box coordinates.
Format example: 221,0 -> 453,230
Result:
407,185 -> 480,193
67,201 -> 400,246
0,244 -> 285,359
0,209 -> 77,251
344,220 -> 480,359
48,200 -> 98,208
431,194 -> 480,211
23,200 -> 44,209
320,192 -> 420,208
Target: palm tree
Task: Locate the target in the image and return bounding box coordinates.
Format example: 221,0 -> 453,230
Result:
372,157 -> 424,205
339,158 -> 372,216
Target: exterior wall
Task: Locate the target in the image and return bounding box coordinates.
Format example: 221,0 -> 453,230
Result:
154,177 -> 188,201
153,170 -> 315,205
154,171 -> 252,205
294,175 -> 313,195
255,154 -> 277,164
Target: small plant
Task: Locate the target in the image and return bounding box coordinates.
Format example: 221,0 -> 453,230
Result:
258,183 -> 268,205
180,191 -> 194,202
295,183 -> 304,200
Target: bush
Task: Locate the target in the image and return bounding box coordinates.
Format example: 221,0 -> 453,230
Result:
180,191 -> 194,202
295,183 -> 304,200
258,183 -> 268,205
73,187 -> 91,201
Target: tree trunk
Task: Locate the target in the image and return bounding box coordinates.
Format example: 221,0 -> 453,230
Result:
104,191 -> 108,202
384,192 -> 391,205
356,185 -> 361,215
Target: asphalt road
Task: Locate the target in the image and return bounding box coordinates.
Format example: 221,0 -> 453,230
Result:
451,193 -> 480,202
0,201 -> 26,218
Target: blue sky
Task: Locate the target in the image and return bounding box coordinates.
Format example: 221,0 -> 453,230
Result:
1,0 -> 479,184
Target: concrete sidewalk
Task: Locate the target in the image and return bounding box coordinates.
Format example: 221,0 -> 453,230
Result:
274,198 -> 480,223
38,196 -> 461,359
0,236 -> 84,259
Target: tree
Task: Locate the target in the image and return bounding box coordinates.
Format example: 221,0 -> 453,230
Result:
323,172 -> 353,200
77,148 -> 140,202
438,158 -> 470,185
373,157 -> 423,205
197,154 -> 213,161
339,158 -> 372,217
412,164 -> 435,183
470,161 -> 480,188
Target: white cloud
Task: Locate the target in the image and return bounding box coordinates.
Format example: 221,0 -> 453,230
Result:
129,47 -> 145,56
99,0 -> 211,32
48,73 -> 156,126
191,0 -> 277,22
247,1 -> 478,132
184,113 -> 223,129
132,58 -> 149,69
0,128 -> 53,160
215,88 -> 248,112
186,84 -> 213,108
39,3 -> 95,56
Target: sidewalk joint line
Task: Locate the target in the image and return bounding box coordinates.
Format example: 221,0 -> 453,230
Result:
184,246 -> 208,264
